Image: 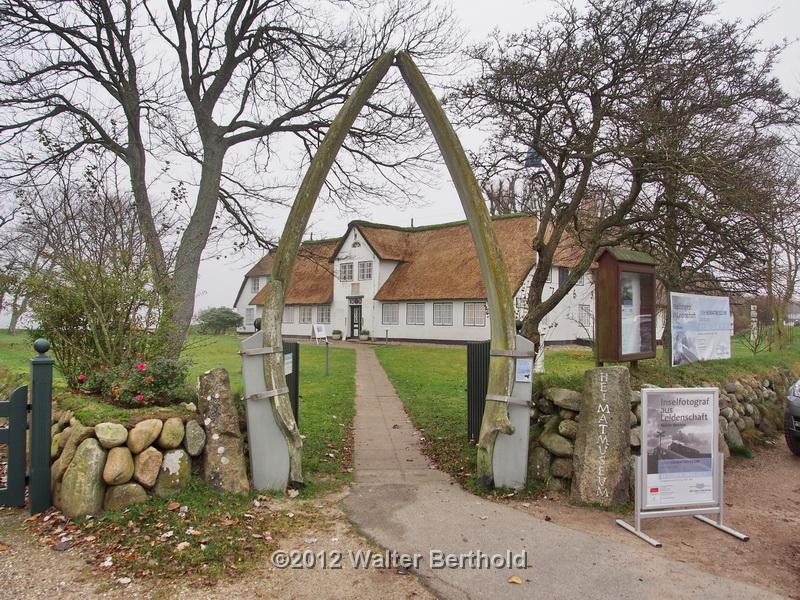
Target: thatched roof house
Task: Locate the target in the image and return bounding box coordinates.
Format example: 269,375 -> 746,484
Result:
234,214 -> 596,343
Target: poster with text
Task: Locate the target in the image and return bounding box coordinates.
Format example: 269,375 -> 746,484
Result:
670,292 -> 731,367
642,388 -> 717,510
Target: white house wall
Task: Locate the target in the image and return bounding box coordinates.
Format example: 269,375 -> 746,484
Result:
234,276 -> 266,333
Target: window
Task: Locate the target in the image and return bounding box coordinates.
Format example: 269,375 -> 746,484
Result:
515,296 -> 527,310
576,273 -> 585,286
339,262 -> 353,281
433,302 -> 453,326
382,303 -> 399,325
546,268 -> 552,283
317,305 -> 331,324
406,302 -> 425,325
358,261 -> 372,280
251,277 -> 261,293
245,307 -> 255,327
464,302 -> 487,327
578,304 -> 592,328
282,306 -> 294,323
299,306 -> 313,324
558,266 -> 569,286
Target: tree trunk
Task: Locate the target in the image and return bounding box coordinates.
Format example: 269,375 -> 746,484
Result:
162,144 -> 226,357
397,52 -> 517,487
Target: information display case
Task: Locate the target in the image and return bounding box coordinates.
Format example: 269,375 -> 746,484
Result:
595,248 -> 657,363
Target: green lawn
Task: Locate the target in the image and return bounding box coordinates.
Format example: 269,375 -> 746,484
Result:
374,345 -> 476,486
375,335 -> 800,490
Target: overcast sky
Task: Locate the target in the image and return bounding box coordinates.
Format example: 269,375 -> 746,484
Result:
192,0 -> 800,314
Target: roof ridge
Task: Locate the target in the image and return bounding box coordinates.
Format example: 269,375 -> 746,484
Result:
350,212 -> 532,234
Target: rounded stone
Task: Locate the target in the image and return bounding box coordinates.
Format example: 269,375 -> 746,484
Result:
134,446 -> 163,488
153,449 -> 191,498
158,417 -> 185,450
127,419 -> 164,454
546,388 -> 582,411
183,420 -> 207,457
103,447 -> 134,485
528,447 -> 551,480
551,457 -> 573,479
95,422 -> 128,449
104,482 -> 148,512
540,432 -> 574,457
557,419 -> 578,440
60,438 -> 107,518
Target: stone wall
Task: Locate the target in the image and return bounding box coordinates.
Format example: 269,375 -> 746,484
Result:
528,367 -> 795,494
50,407 -> 206,518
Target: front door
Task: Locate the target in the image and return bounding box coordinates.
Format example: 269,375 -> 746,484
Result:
349,305 -> 362,338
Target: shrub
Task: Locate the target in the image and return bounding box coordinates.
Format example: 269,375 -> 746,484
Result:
83,357 -> 193,408
196,307 -> 243,334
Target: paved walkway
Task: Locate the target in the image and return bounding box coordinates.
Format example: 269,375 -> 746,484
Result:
343,345 -> 782,600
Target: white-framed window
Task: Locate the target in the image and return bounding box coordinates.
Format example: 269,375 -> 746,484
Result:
250,277 -> 261,293
299,306 -> 313,324
515,296 -> 527,310
464,302 -> 487,327
358,261 -> 372,281
433,302 -> 453,326
317,305 -> 331,324
339,262 -> 353,281
576,272 -> 585,286
282,306 -> 294,323
578,304 -> 592,327
382,303 -> 399,325
546,268 -> 552,283
558,266 -> 569,286
245,307 -> 255,327
406,302 -> 425,325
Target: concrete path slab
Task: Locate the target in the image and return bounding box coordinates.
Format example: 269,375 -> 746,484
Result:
343,344 -> 783,600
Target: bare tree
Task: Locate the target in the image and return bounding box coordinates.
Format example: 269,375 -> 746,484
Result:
455,0 -> 796,351
0,0 -> 455,355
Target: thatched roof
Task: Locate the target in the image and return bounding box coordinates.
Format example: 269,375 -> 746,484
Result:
249,239 -> 338,306
371,215 -> 536,301
247,214 -> 590,305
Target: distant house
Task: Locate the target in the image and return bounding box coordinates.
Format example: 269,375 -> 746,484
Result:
233,214 -> 596,344
788,301 -> 800,324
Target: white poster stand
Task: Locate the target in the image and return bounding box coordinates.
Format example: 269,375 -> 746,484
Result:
312,323 -> 327,344
616,387 -> 748,547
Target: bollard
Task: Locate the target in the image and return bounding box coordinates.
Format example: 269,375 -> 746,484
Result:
29,338 -> 54,514
325,340 -> 330,376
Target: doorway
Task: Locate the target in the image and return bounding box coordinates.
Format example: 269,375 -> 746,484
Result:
349,304 -> 362,338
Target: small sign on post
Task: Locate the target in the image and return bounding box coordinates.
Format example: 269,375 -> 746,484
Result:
616,387 -> 748,547
312,323 -> 327,344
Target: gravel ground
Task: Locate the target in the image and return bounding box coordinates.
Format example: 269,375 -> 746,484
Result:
0,494 -> 433,600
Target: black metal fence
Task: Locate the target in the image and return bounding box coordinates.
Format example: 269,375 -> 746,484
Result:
466,339 -> 491,442
283,341 -> 300,425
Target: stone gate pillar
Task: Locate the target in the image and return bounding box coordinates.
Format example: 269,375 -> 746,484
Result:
571,367 -> 631,506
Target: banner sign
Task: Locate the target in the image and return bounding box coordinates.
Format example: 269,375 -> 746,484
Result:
641,388 -> 718,510
670,292 -> 731,367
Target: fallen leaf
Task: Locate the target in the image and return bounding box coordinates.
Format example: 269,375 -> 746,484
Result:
116,577 -> 132,585
176,541 -> 190,552
167,502 -> 181,511
0,541 -> 11,552
508,576 -> 524,585
287,489 -> 299,499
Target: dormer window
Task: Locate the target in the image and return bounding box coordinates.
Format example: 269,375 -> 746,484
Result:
250,277 -> 261,293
